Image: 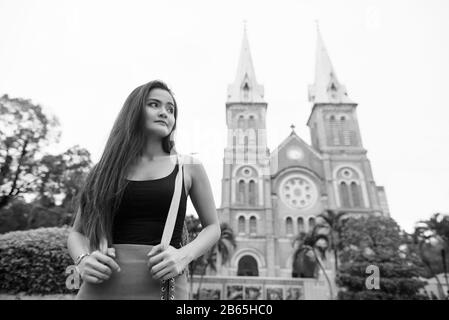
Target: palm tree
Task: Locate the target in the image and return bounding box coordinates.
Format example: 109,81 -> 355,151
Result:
317,209 -> 349,272
184,215 -> 203,299
292,227 -> 334,299
196,222 -> 236,299
422,213 -> 449,290
414,213 -> 449,298
412,225 -> 446,299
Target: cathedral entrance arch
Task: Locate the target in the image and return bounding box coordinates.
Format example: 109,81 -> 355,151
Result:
237,255 -> 259,276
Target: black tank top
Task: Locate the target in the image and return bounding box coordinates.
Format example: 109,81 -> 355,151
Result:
112,162 -> 187,248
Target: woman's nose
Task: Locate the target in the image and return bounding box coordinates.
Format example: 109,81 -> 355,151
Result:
158,109 -> 168,118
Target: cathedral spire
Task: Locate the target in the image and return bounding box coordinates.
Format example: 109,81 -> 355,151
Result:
308,23 -> 353,104
227,23 -> 265,103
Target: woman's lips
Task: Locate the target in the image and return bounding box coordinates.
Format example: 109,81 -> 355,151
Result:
154,121 -> 167,126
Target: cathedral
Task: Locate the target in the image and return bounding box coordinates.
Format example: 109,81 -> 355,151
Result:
216,27 -> 390,279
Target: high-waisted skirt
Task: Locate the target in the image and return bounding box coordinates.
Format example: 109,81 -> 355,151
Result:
76,244 -> 189,300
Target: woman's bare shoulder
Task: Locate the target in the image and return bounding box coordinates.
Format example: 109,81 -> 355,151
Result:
181,154 -> 204,174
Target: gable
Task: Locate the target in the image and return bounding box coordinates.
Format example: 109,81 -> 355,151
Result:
270,133 -> 324,179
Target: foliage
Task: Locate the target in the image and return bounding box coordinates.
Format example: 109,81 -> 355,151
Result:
0,145 -> 92,234
292,231 -> 321,278
33,145 -> 92,211
0,199 -> 74,234
0,95 -> 60,210
0,227 -> 73,294
185,216 -> 236,299
412,212 -> 449,298
337,215 -> 428,300
317,209 -> 349,271
185,214 -> 204,275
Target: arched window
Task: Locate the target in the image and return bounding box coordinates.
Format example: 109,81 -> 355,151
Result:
248,180 -> 256,206
308,217 -> 316,231
242,83 -> 250,101
330,115 -> 340,145
297,217 -> 304,233
339,181 -> 351,207
249,216 -> 257,234
350,181 -> 361,207
337,167 -> 365,208
238,216 -> 246,234
237,255 -> 259,276
238,115 -> 245,128
248,115 -> 255,128
238,180 -> 246,204
286,217 -> 293,235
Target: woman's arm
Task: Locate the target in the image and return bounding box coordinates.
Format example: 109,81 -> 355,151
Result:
148,156 -> 221,280
181,156 -> 221,260
67,208 -> 120,283
67,208 -> 91,262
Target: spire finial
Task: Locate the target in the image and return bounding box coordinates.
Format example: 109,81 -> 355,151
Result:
290,124 -> 296,131
308,21 -> 354,104
227,21 -> 265,103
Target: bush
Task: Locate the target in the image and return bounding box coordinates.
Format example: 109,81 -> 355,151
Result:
0,226 -> 74,295
0,199 -> 32,233
0,199 -> 75,234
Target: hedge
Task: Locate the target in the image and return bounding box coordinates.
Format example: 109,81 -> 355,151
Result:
0,226 -> 76,295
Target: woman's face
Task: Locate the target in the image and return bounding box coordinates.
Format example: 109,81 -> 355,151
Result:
144,88 -> 176,138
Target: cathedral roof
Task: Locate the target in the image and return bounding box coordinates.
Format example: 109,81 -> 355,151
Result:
270,128 -> 324,179
308,25 -> 354,104
271,129 -> 322,160
227,25 -> 265,103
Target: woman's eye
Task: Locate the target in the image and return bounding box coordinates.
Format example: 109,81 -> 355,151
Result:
167,107 -> 175,114
147,102 -> 158,108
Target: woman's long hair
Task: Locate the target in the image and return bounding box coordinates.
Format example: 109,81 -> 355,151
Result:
76,80 -> 178,250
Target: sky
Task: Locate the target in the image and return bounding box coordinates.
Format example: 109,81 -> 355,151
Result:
0,0 -> 448,232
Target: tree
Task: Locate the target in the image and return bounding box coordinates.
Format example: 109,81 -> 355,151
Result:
317,209 -> 349,272
337,215 -> 428,300
0,145 -> 93,232
185,214 -> 203,299
0,95 -> 60,210
190,221 -> 236,300
413,213 -> 449,298
0,198 -> 31,233
32,145 -> 92,210
292,228 -> 334,299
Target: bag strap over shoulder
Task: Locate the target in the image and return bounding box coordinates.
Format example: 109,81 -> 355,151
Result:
160,154 -> 183,250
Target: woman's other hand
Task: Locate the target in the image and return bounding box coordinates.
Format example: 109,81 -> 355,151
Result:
147,244 -> 191,281
77,249 -> 121,284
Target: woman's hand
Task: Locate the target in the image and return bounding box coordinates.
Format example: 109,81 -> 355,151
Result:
147,244 -> 191,281
77,248 -> 121,284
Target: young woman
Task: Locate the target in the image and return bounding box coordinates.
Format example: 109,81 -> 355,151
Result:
67,80 -> 220,299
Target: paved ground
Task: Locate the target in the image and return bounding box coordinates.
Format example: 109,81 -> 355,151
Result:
0,293 -> 76,300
